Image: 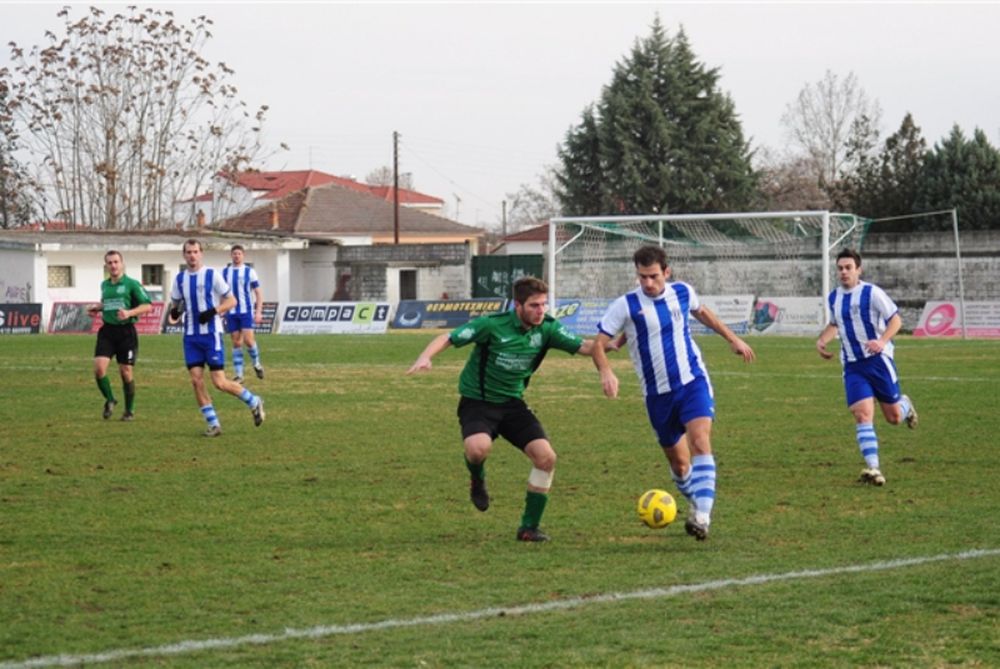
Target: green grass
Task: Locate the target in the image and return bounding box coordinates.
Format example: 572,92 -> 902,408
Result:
1,333 -> 998,667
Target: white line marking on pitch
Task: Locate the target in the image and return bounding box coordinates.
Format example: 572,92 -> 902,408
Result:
3,548 -> 997,669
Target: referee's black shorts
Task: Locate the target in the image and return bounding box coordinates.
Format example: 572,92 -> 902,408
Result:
457,396 -> 547,450
95,323 -> 139,365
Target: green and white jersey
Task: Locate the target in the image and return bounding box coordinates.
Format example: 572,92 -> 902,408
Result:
450,310 -> 583,403
99,275 -> 151,325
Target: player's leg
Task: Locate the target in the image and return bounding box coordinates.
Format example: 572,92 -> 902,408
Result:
846,362 -> 885,485
229,324 -> 245,382
208,367 -> 264,426
872,355 -> 917,428
457,398 -> 498,512
501,401 -> 552,542
188,365 -> 221,436
117,325 -> 139,420
244,328 -> 263,379
517,438 -> 555,542
94,327 -> 117,418
681,417 -> 715,540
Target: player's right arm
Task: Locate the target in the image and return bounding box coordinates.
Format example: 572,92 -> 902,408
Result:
591,332 -> 619,399
406,332 -> 453,374
816,323 -> 839,359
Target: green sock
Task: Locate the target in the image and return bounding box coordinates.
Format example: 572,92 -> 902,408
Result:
124,380 -> 135,412
465,457 -> 485,481
96,376 -> 115,402
520,491 -> 548,530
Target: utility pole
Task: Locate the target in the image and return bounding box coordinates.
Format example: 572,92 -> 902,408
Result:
502,199 -> 507,238
393,131 -> 400,244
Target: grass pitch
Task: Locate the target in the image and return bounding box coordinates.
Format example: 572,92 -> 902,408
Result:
1,332 -> 998,667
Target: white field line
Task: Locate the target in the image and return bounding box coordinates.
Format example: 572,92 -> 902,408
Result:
3,548 -> 998,669
710,370 -> 999,383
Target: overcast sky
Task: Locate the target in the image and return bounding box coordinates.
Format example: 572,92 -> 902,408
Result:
3,2 -> 999,227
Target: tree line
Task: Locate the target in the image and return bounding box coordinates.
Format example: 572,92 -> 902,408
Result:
2,10 -> 998,232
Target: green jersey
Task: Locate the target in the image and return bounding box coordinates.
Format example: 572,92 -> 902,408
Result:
450,310 -> 584,403
99,274 -> 151,325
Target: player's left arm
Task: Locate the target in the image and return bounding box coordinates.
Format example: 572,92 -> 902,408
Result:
866,313 -> 902,354
252,285 -> 264,324
692,305 -> 755,362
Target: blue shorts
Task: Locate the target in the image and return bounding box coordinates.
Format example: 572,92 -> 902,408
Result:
226,312 -> 255,333
183,333 -> 226,370
644,375 -> 715,448
843,354 -> 901,406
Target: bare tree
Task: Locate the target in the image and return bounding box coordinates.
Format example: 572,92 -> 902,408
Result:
0,68 -> 38,228
5,6 -> 274,229
503,168 -> 560,234
753,147 -> 831,211
781,70 -> 881,190
365,166 -> 413,190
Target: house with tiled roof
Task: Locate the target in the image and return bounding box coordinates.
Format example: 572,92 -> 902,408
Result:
176,169 -> 445,227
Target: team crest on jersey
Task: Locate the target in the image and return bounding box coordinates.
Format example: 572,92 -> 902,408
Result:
457,328 -> 475,340
530,332 -> 542,348
116,285 -> 125,294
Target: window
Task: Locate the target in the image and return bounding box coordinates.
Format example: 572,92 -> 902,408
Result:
48,265 -> 74,288
142,264 -> 164,286
400,269 -> 417,300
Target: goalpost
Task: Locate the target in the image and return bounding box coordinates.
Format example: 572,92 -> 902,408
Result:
546,211 -> 869,308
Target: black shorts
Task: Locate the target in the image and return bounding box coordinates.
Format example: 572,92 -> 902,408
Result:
457,396 -> 547,451
95,323 -> 139,366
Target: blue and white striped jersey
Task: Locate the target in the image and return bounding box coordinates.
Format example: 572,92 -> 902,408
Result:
826,281 -> 899,365
598,283 -> 709,397
170,267 -> 231,336
221,265 -> 260,315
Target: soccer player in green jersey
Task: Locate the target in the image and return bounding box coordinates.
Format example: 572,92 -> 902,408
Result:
87,250 -> 152,421
407,276 -> 609,542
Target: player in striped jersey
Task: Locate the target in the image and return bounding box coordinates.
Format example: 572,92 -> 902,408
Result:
222,245 -> 264,383
167,239 -> 265,437
591,246 -> 756,541
816,248 -> 917,487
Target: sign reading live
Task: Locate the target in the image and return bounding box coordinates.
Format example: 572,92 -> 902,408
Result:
914,301 -> 1000,338
0,303 -> 43,334
391,299 -> 508,329
49,301 -> 166,334
279,302 -> 391,334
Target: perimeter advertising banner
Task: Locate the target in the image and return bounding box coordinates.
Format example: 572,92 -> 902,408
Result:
391,298 -> 508,329
914,301 -> 1000,338
0,303 -> 43,334
162,302 -> 279,335
751,297 -> 826,335
279,302 -> 391,334
553,298 -> 614,336
689,295 -> 755,335
49,301 -> 165,334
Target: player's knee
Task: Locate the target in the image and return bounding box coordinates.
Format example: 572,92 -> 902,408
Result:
528,466 -> 554,491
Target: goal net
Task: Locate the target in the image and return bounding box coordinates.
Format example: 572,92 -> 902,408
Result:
546,211 -> 869,335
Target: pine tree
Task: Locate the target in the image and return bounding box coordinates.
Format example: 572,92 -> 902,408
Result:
555,18 -> 756,216
916,125 -> 1000,230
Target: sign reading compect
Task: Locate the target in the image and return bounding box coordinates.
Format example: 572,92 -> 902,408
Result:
391,299 -> 508,329
0,303 -> 43,334
279,302 -> 391,334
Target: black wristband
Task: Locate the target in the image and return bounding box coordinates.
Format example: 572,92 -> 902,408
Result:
198,307 -> 217,324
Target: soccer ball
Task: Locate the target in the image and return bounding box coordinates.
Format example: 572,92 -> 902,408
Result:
637,489 -> 677,529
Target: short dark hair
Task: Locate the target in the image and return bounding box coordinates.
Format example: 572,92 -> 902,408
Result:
231,244 -> 245,252
183,238 -> 202,252
836,248 -> 862,267
104,249 -> 122,262
633,245 -> 668,269
513,276 -> 548,305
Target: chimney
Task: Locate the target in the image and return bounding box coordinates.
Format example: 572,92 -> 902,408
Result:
196,210 -> 206,228
270,202 -> 279,230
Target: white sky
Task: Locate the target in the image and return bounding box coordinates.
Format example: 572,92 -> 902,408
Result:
2,2 -> 999,228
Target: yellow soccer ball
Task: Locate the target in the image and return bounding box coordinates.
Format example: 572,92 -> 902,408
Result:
637,489 -> 677,529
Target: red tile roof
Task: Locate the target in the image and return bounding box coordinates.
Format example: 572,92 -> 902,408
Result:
219,170 -> 443,205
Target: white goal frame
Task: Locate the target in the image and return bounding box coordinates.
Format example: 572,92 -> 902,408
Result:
546,210 -> 865,307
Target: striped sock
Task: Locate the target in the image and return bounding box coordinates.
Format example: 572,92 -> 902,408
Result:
689,454 -> 717,521
239,388 -> 259,409
248,344 -> 260,367
671,468 -> 694,505
232,347 -> 244,378
200,404 -> 220,428
897,396 -> 912,422
856,422 -> 879,469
